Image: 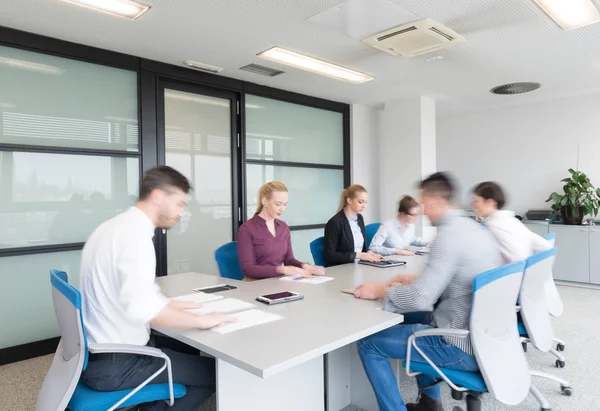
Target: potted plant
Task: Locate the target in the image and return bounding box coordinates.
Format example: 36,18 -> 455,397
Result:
546,169 -> 600,225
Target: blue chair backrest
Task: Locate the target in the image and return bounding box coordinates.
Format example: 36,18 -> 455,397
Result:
215,241 -> 244,280
365,223 -> 381,247
50,269 -> 89,369
36,270 -> 89,411
470,261 -> 530,405
310,236 -> 325,266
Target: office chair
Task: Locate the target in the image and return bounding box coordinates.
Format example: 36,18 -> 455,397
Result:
518,249 -> 572,401
310,236 -> 326,267
215,241 -> 244,280
365,223 -> 381,248
36,270 -> 186,411
404,261 -> 562,411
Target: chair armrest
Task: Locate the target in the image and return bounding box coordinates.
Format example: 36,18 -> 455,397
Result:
88,343 -> 167,358
405,328 -> 471,393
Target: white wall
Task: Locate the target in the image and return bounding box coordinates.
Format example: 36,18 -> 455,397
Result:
437,94 -> 600,216
350,104 -> 380,223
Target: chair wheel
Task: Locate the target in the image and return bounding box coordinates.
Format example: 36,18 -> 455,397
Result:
541,408 -> 551,411
557,343 -> 565,352
451,390 -> 465,400
452,407 -> 465,411
522,342 -> 528,352
556,359 -> 566,368
561,385 -> 572,396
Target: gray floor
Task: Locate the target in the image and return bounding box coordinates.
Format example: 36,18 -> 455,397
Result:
1,285 -> 598,411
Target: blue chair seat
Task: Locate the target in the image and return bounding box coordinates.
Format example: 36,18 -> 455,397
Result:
69,382 -> 186,411
518,321 -> 527,336
402,361 -> 487,393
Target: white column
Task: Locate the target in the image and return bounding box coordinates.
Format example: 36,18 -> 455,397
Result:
350,104 -> 381,223
379,97 -> 437,240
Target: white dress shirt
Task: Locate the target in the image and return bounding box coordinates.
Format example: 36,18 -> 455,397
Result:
484,210 -> 552,264
80,207 -> 168,346
369,218 -> 427,256
347,216 -> 364,253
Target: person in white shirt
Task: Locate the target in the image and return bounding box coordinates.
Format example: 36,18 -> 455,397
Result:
80,166 -> 235,411
471,181 -> 552,263
369,195 -> 428,257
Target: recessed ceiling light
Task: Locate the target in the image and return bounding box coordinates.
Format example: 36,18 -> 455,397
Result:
59,0 -> 150,20
534,0 -> 600,30
257,47 -> 374,84
183,60 -> 224,74
425,56 -> 444,63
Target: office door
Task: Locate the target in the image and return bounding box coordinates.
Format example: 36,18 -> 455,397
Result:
159,82 -> 239,276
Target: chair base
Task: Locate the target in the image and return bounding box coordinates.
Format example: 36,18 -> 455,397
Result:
531,370 -> 572,396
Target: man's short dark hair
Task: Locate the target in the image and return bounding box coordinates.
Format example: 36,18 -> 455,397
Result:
139,166 -> 191,201
473,181 -> 506,209
419,172 -> 455,202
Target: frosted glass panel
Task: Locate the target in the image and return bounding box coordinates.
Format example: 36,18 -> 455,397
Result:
245,95 -> 343,165
0,152 -> 139,248
291,229 -> 324,264
165,90 -> 233,276
0,251 -> 81,348
0,45 -> 138,151
246,165 -> 343,226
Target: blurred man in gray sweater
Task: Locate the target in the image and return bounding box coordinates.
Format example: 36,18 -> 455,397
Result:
354,172 -> 501,411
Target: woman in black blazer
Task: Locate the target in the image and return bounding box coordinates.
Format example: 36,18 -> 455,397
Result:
324,184 -> 384,267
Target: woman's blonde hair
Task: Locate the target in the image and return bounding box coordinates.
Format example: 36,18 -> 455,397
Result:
337,184 -> 367,212
256,181 -> 288,214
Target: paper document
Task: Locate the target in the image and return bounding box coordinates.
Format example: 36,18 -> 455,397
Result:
173,292 -> 223,304
186,298 -> 255,315
211,309 -> 283,334
279,276 -> 334,284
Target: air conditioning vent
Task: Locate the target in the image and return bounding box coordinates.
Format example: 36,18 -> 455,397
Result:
240,64 -> 284,77
362,18 -> 465,57
490,82 -> 541,95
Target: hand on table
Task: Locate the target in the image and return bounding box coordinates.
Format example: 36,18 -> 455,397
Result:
357,251 -> 384,262
354,283 -> 385,300
196,313 -> 237,329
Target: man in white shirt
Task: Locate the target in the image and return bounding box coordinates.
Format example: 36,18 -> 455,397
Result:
80,166 -> 234,411
471,181 -> 552,263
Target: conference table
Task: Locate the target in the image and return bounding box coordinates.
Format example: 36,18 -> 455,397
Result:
155,255 -> 427,411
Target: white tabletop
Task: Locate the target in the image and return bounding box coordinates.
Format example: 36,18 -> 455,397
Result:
155,255 -> 427,378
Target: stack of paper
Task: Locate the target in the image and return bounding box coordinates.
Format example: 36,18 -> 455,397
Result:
211,309 -> 283,334
173,292 -> 223,304
279,276 -> 334,284
186,298 -> 255,315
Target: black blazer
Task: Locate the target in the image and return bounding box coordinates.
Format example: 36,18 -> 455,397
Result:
324,210 -> 367,267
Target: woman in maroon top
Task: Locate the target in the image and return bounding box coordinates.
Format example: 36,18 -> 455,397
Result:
237,181 -> 325,280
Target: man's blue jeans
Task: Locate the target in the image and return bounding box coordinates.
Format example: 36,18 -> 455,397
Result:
357,324 -> 479,411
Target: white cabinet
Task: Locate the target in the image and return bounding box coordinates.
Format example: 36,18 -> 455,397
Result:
550,226 -> 590,283
523,222 -> 549,237
589,228 -> 600,285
